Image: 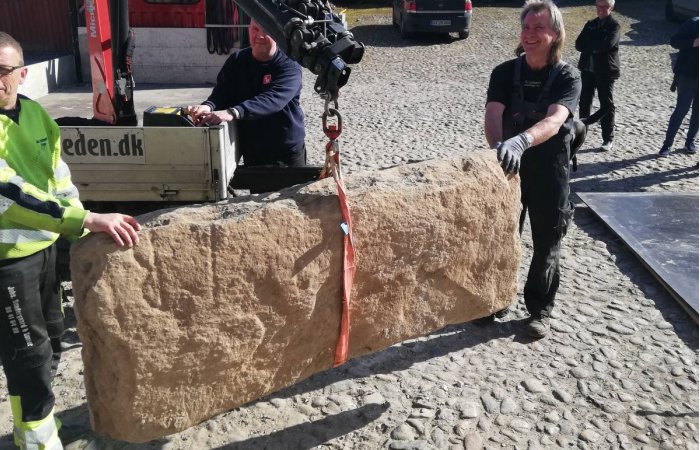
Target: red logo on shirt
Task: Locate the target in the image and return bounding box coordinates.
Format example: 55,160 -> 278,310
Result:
262,74 -> 272,85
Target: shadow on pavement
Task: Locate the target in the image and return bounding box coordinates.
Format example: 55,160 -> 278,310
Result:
636,408 -> 699,418
615,0 -> 679,47
212,403 -> 389,450
0,403 -> 99,448
572,153 -> 658,180
621,19 -> 676,47
569,207 -> 699,350
574,145 -> 612,156
35,400 -> 387,449
572,162 -> 698,193
250,316 -> 532,406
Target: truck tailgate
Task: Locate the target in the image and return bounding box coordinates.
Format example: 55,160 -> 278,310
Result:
60,124 -> 237,202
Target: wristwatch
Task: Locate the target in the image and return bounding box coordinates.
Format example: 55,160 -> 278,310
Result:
227,108 -> 240,120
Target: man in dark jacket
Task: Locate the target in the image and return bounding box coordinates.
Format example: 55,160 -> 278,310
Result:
575,0 -> 620,151
659,17 -> 698,156
188,20 -> 305,167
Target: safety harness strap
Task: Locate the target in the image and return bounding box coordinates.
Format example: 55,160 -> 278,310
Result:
511,56 -> 566,127
513,56 -> 565,105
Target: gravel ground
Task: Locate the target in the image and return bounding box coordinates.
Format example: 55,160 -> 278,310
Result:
1,1 -> 698,449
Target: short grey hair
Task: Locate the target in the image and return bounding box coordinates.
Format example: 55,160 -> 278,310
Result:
516,0 -> 566,64
0,32 -> 24,65
597,0 -> 615,8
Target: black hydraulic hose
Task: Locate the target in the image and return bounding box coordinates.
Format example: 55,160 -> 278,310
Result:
215,0 -> 226,54
206,0 -> 239,55
69,0 -> 83,83
224,0 -> 235,53
233,3 -> 239,42
110,0 -> 136,125
238,7 -> 250,48
206,0 -> 216,53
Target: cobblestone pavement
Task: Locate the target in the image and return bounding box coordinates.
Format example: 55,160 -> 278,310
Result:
0,1 -> 698,449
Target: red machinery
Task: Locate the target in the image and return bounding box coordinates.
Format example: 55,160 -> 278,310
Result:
81,0 -> 364,126
128,0 -> 205,28
83,0 -> 136,125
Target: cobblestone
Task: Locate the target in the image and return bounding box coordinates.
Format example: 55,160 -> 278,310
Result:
0,1 -> 696,449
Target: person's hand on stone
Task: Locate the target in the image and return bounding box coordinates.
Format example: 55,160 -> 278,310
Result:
496,133 -> 531,174
84,212 -> 141,247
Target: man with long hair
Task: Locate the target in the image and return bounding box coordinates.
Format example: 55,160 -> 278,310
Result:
483,0 -> 581,338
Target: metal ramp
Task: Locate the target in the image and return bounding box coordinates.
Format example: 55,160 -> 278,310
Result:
578,192 -> 699,322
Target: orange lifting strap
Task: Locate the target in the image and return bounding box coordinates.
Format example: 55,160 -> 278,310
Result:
320,108 -> 356,368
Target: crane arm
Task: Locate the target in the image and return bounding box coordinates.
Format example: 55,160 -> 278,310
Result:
233,0 -> 364,99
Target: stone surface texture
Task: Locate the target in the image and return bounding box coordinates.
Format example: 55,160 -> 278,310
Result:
70,154 -> 521,442
1,3 -> 696,449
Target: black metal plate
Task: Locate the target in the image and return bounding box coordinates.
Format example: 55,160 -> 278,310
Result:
579,192 -> 699,321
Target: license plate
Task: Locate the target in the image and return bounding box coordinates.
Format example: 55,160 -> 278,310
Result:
430,19 -> 451,26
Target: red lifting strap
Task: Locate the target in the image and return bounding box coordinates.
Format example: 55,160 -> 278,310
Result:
320,114 -> 356,368
332,151 -> 355,368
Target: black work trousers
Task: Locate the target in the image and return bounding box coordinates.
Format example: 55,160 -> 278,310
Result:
0,245 -> 63,422
579,71 -> 616,143
519,146 -> 574,319
243,143 -> 307,167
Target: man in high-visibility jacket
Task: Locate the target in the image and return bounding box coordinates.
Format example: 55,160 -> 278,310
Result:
0,32 -> 141,449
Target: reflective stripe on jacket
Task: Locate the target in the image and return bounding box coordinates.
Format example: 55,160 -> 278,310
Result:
11,397 -> 63,450
0,97 -> 87,259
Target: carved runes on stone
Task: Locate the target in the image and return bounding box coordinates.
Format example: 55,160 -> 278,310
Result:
71,153 -> 522,442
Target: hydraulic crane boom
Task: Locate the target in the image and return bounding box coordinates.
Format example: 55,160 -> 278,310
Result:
234,0 -> 364,99
84,0 -> 364,124
84,0 -> 137,125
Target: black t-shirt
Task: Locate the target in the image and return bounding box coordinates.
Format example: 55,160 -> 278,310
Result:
0,95 -> 22,124
487,58 -> 581,154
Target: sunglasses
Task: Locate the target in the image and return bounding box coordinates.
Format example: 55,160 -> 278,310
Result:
0,65 -> 24,76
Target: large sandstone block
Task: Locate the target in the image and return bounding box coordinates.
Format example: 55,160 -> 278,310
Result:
71,152 -> 521,442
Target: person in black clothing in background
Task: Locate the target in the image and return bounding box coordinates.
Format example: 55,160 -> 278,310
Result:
483,0 -> 581,338
659,17 -> 698,157
575,0 -> 620,152
187,20 -> 306,167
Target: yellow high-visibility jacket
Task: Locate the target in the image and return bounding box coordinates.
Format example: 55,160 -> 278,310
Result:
0,96 -> 87,259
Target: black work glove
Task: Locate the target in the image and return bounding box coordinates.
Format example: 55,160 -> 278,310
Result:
496,132 -> 531,174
